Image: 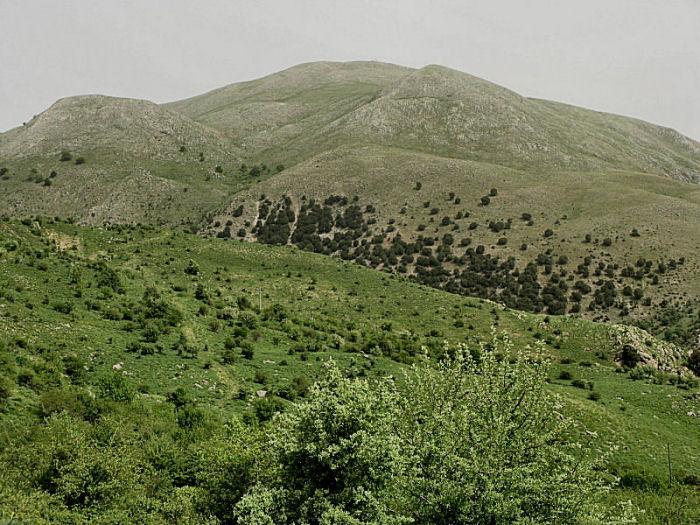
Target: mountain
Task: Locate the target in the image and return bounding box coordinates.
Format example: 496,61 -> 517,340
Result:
167,61 -> 700,182
0,95 -> 243,228
163,61 -> 414,160
1,62 -> 699,522
1,62 -> 698,343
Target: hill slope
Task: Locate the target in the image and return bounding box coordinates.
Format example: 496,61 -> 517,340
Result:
1,62 -> 698,346
163,61 -> 413,159
167,62 -> 700,181
0,95 -> 245,228
0,219 -> 697,523
204,144 -> 700,341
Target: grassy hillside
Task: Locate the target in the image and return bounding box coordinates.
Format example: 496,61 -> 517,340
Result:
204,144 -> 700,342
1,61 -> 698,344
168,62 -> 700,181
0,218 -> 698,522
163,61 -> 413,160
0,95 -> 246,228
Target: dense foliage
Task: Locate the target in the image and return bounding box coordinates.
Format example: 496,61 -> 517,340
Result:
236,341 -> 633,525
1,341 -> 636,524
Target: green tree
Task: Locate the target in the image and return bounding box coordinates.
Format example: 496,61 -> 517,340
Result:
235,366 -> 405,524
393,339 -> 618,524
235,337 -> 628,524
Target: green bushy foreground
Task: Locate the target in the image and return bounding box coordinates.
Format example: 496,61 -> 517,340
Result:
234,347 -> 631,525
0,218 -> 698,524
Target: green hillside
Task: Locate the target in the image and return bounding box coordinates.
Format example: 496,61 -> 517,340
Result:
1,62 -> 698,348
204,144 -> 700,343
167,62 -> 700,181
1,61 -> 699,349
0,95 -> 245,229
163,61 -> 414,161
0,219 -> 698,523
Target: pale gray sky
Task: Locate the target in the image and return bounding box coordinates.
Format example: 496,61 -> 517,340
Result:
1,0 -> 698,139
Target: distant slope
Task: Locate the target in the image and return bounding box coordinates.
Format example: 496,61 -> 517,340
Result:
0,62 -> 697,338
0,95 -> 245,228
203,144 -> 700,339
0,95 -> 237,160
164,61 -> 414,160
167,62 -> 700,182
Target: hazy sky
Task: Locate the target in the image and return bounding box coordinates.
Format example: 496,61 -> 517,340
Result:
1,0 -> 698,139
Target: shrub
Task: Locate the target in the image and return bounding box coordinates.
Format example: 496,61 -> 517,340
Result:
686,349 -> 700,376
234,339 -> 619,524
222,348 -> 238,365
619,471 -> 662,491
241,345 -> 254,360
177,405 -> 206,429
52,301 -> 72,314
0,375 -> 14,403
184,260 -> 200,275
619,344 -> 642,369
253,396 -> 285,422
572,379 -> 588,389
97,372 -> 135,402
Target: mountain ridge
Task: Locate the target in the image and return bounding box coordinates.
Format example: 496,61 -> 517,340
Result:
165,61 -> 700,181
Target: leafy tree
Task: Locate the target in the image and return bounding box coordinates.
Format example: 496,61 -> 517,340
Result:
392,341 -> 618,524
687,349 -> 700,376
619,344 -> 642,369
235,365 -> 403,524
234,338 -> 625,524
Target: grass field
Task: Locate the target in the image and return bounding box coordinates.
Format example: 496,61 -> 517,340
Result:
0,218 -> 698,522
